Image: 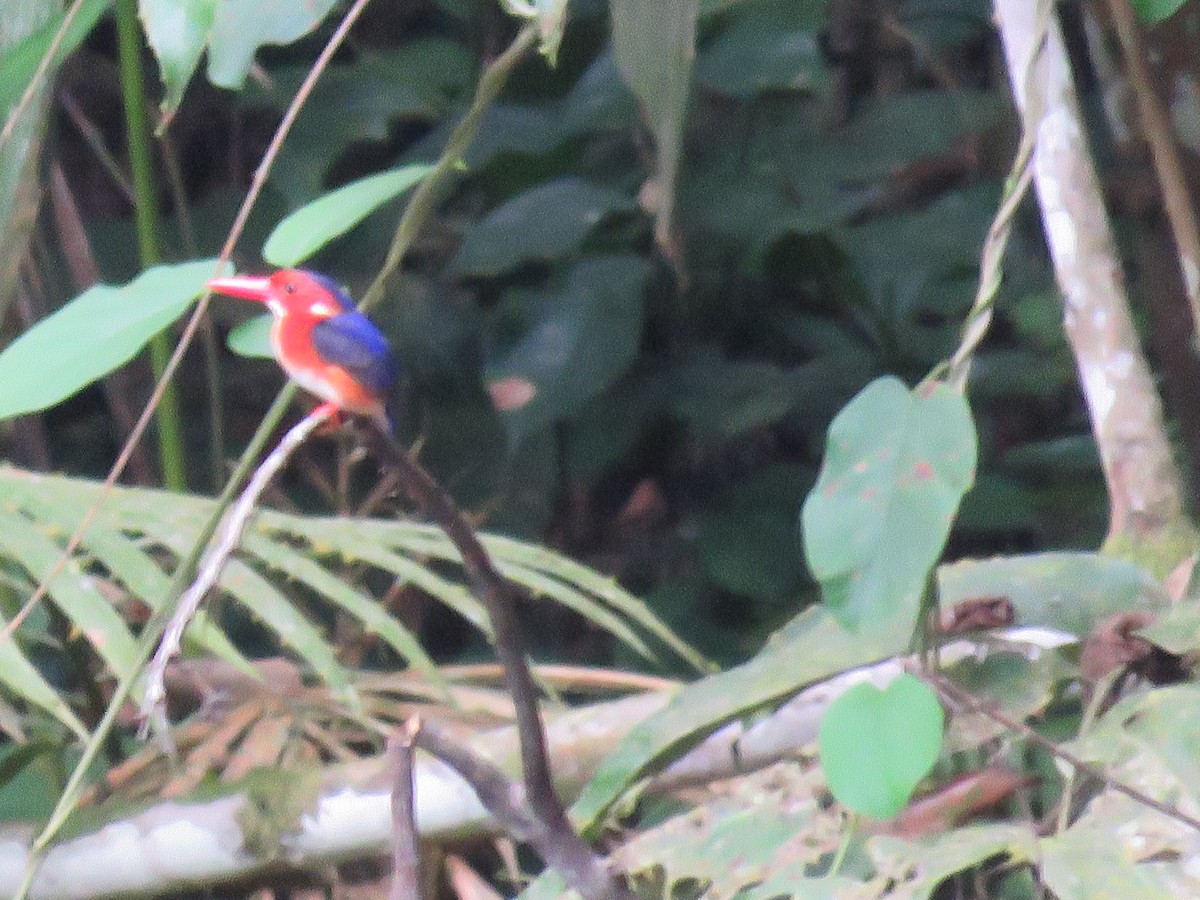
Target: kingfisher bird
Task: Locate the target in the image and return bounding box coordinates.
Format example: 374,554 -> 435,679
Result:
207,269 -> 397,431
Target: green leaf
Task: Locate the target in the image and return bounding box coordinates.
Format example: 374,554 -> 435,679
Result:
240,533 -> 447,692
0,259 -> 218,419
662,350 -> 867,443
939,552 -> 1168,638
870,825 -> 1038,895
0,0 -> 110,115
262,165 -> 432,267
486,256 -> 648,443
227,313 -> 273,359
0,601 -> 87,740
611,0 -> 697,246
801,377 -> 977,633
818,673 -> 944,820
140,0 -> 217,120
696,465 -> 813,602
0,508 -> 140,682
571,606 -> 903,833
0,0 -> 110,324
451,178 -> 636,276
614,779 -> 832,897
1132,0 -> 1187,25
206,0 -> 339,89
3,478 -> 248,669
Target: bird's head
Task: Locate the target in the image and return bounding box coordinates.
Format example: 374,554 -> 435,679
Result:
207,269 -> 355,321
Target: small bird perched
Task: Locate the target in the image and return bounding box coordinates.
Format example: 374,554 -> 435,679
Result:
207,269 -> 398,431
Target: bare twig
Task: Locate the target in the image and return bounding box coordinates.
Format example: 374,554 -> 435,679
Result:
928,672 -> 1200,834
57,90 -> 137,203
414,718 -> 541,843
390,718 -> 424,900
355,422 -> 628,900
139,406 -> 333,744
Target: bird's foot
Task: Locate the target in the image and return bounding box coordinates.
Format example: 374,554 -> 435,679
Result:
312,402 -> 346,434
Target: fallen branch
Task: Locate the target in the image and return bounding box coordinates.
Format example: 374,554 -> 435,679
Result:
0,627 -> 1079,898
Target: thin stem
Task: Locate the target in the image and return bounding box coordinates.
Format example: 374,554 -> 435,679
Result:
827,813 -> 856,877
930,672 -> 1200,835
115,0 -> 186,490
359,24 -> 538,313
1106,0 -> 1200,334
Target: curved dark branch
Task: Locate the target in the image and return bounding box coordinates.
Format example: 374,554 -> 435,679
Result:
356,421 -> 629,900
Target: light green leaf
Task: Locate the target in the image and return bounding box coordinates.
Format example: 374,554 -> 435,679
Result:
263,165 -> 432,267
818,673 -> 944,820
240,532 -> 446,692
206,0 -> 340,89
802,377 -> 977,634
0,508 -> 140,682
611,0 -> 697,247
2,479 -> 247,669
939,552 -> 1168,638
227,313 -> 273,359
0,0 -> 110,324
139,0 -> 217,120
0,0 -> 110,114
0,259 -> 219,419
1132,0 -> 1187,25
571,606 -> 902,833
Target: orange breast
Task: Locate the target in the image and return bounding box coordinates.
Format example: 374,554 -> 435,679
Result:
270,315 -> 384,417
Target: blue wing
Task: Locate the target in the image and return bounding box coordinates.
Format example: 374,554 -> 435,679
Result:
311,312 -> 398,394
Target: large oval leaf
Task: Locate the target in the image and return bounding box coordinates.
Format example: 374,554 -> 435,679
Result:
206,0 -> 339,89
485,255 -> 647,444
451,177 -> 635,277
263,165 -> 432,267
801,376 -> 977,633
817,672 -> 944,820
0,259 -> 218,420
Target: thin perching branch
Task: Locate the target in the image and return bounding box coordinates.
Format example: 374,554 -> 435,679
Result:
139,406 -> 334,744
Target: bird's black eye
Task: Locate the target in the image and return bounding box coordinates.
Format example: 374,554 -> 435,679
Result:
284,282 -> 297,294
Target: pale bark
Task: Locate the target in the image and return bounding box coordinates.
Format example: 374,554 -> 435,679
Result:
992,0 -> 1194,558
